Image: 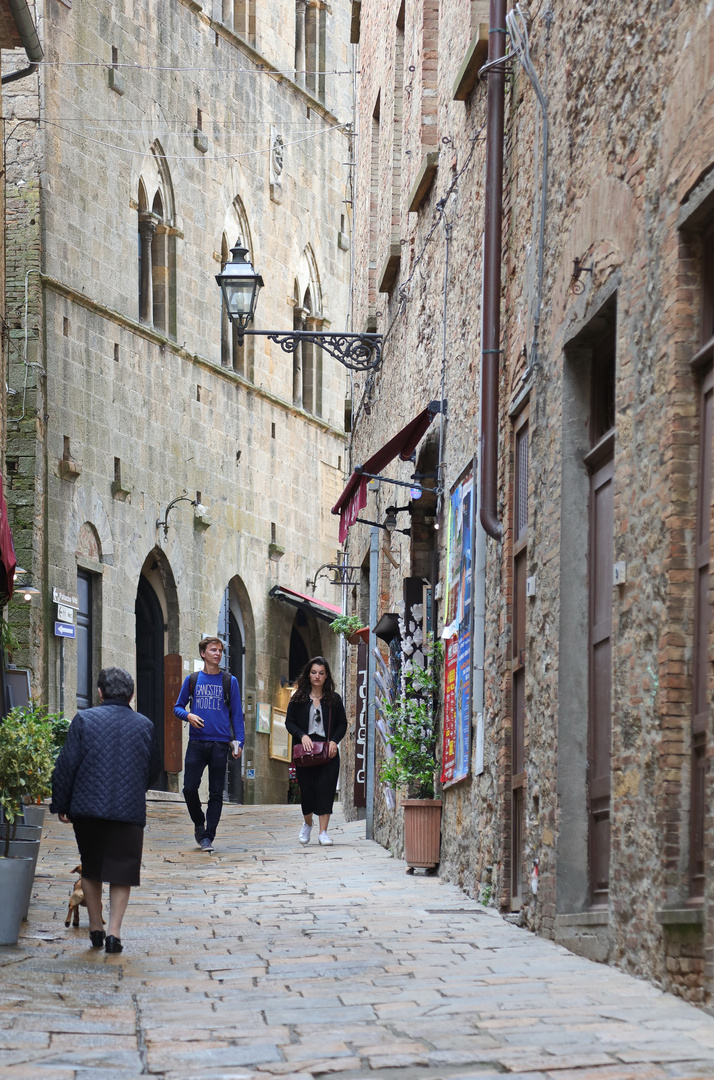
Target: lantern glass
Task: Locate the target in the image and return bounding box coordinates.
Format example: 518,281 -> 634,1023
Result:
216,245 -> 264,326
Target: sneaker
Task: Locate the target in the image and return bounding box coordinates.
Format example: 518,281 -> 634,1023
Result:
200,837 -> 214,852
318,831 -> 333,846
194,825 -> 205,845
299,823 -> 312,846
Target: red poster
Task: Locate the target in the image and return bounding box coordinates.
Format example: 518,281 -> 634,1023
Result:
440,635 -> 459,783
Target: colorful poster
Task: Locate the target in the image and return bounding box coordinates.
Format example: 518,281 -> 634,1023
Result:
440,635 -> 459,783
441,464 -> 476,787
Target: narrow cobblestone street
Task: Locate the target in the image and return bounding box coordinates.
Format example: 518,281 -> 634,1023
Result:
3,802 -> 714,1080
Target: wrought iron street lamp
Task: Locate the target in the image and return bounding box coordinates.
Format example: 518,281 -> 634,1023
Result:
216,246 -> 383,372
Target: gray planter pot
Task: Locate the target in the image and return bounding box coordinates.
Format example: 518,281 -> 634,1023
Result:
0,823 -> 41,845
0,857 -> 34,945
21,804 -> 46,828
4,839 -> 41,918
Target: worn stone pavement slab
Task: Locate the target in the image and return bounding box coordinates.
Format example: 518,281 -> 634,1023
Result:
2,803 -> 714,1080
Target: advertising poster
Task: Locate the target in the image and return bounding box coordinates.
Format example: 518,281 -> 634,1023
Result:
441,464 -> 476,787
440,635 -> 459,783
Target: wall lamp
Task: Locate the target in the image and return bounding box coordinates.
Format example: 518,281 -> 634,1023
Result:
571,256 -> 594,295
13,568 -> 40,600
156,490 -> 205,539
216,245 -> 383,372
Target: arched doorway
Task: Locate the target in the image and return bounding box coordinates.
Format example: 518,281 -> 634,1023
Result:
289,619 -> 310,682
135,574 -> 167,790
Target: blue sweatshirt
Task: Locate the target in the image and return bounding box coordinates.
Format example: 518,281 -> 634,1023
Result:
174,671 -> 245,745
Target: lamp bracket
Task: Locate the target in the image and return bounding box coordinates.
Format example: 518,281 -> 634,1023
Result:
355,469 -> 442,496
156,490 -> 198,539
356,517 -> 411,537
234,330 -> 382,372
306,562 -> 362,591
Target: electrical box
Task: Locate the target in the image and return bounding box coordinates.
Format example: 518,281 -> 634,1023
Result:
526,575 -> 536,597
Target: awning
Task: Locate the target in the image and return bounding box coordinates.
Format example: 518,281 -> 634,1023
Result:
269,585 -> 341,623
331,401 -> 441,543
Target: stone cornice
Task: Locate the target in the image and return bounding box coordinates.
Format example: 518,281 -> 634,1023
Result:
40,274 -> 346,441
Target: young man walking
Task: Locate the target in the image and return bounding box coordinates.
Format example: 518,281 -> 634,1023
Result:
174,637 -> 244,852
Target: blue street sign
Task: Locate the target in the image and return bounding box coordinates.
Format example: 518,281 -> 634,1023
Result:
54,621 -> 76,639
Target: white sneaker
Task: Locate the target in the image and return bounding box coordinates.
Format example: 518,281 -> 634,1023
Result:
318,831 -> 333,846
299,823 -> 312,845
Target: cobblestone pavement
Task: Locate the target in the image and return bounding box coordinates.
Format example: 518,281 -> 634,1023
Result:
3,802 -> 714,1080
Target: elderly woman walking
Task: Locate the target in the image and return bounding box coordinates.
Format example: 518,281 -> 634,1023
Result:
51,667 -> 159,954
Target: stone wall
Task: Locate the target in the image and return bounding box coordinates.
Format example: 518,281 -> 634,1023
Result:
344,0 -> 714,1003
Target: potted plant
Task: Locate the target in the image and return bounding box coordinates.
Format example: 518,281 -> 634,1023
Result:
329,614 -> 368,646
0,707 -> 55,943
380,637 -> 443,871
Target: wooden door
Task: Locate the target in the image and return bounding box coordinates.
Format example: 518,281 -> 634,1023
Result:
511,415 -> 528,908
690,367 -> 713,896
588,451 -> 614,906
163,653 -> 183,776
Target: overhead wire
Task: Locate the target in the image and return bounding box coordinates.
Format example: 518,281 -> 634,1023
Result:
37,116 -> 349,161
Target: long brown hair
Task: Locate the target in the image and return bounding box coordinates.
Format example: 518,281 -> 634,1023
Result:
293,656 -> 335,704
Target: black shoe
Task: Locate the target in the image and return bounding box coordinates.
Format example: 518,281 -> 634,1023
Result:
105,935 -> 123,954
89,930 -> 105,948
194,825 -> 205,845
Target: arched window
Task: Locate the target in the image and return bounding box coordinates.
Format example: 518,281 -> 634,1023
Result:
137,143 -> 176,338
293,250 -> 323,416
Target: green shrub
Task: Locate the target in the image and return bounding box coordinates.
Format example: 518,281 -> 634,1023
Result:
329,615 -> 363,638
0,705 -> 57,856
379,636 -> 443,800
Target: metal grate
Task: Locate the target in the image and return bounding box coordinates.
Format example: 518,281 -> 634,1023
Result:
516,424 -> 529,540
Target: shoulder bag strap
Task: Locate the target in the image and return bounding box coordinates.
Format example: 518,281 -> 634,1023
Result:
222,672 -> 235,741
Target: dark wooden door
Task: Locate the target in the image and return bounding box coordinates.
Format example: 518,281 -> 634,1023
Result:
588,451 -> 614,905
163,653 -> 183,776
511,415 -> 528,908
135,575 -> 166,790
690,367 -> 713,896
227,609 -> 244,804
76,570 -> 93,710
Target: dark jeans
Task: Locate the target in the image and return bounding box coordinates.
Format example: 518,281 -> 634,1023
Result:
182,740 -> 229,841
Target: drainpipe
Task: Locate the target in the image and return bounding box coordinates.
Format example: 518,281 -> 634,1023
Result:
479,0 -> 506,542
2,0 -> 43,85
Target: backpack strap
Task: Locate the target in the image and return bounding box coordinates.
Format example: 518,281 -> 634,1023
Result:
222,671 -> 235,741
188,670 -> 198,708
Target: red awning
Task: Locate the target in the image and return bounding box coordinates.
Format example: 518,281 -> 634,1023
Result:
332,402 -> 441,543
269,585 -> 341,623
0,475 -> 16,602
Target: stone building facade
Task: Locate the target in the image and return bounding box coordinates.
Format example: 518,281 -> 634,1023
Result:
342,0 -> 714,1003
3,0 -> 353,802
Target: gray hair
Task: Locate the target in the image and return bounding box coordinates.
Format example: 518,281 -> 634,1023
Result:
97,667 -> 135,702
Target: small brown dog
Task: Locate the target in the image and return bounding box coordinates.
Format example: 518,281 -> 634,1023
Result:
65,864 -> 105,928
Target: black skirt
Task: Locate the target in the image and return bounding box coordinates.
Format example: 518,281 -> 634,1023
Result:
72,818 -> 144,886
296,752 -> 340,816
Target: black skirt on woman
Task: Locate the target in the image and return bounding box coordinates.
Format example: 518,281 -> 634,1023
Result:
296,752 -> 340,817
72,817 -> 144,886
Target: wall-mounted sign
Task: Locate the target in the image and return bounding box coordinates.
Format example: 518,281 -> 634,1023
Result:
57,604 -> 75,624
54,621 -> 76,639
246,768 -> 256,780
52,587 -> 78,609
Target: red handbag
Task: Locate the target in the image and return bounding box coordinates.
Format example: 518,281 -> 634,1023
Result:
292,706 -> 332,767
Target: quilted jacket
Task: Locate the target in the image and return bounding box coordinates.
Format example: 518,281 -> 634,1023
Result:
50,699 -> 161,826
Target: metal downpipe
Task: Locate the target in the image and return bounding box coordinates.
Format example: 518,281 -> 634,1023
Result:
479,0 -> 506,542
1,0 -> 43,85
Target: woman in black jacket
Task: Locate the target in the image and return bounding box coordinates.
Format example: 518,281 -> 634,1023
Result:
285,656 -> 347,847
51,667 -> 160,954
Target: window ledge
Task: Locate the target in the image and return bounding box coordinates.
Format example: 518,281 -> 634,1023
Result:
378,242 -> 401,293
555,910 -> 609,928
452,24 -> 489,101
655,907 -> 703,926
408,152 -> 439,214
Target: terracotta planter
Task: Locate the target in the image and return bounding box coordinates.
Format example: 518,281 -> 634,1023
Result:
346,627 -> 370,646
402,799 -> 442,869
